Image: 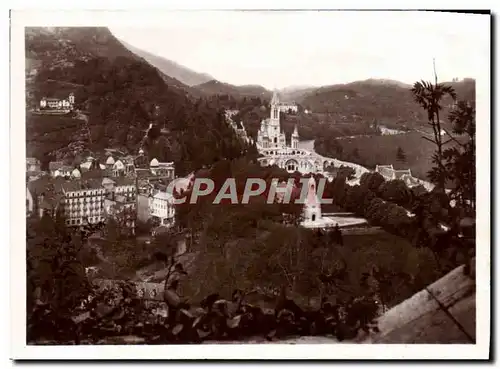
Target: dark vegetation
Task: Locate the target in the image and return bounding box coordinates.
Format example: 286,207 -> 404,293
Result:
315,131 -> 444,179
194,80 -> 271,100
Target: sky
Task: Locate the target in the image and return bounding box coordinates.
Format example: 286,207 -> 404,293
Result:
110,11 -> 489,89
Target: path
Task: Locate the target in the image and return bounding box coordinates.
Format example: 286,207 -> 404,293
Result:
74,110 -> 93,149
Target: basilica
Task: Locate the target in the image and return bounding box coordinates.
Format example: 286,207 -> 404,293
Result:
256,91 -> 329,174
256,91 -> 300,150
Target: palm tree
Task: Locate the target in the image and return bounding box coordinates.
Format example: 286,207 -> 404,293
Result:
411,79 -> 456,189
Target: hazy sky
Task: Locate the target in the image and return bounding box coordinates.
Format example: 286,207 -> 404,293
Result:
110,11 -> 489,89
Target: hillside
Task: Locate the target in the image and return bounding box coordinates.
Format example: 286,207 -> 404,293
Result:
298,78 -> 476,128
119,40 -> 213,87
25,27 -> 249,175
194,79 -> 272,99
278,85 -> 317,102
25,27 -> 139,72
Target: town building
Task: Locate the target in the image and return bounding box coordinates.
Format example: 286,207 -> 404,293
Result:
375,165 -> 412,181
39,93 -> 75,112
104,193 -> 137,235
79,157 -> 106,172
26,157 -> 41,172
149,189 -> 176,228
279,103 -> 298,114
60,179 -> 106,226
135,158 -> 176,195
48,161 -> 82,179
375,164 -> 433,190
149,159 -> 175,179
26,176 -> 64,219
49,161 -> 65,177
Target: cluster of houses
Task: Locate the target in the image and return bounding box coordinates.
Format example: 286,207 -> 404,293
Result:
26,149 -> 180,235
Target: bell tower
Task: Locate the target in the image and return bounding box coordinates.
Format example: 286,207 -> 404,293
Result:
270,90 -> 280,124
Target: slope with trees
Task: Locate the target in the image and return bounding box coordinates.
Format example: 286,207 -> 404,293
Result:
299,78 -> 475,129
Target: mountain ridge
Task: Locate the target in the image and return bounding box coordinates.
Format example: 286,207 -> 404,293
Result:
194,79 -> 272,99
118,39 -> 214,87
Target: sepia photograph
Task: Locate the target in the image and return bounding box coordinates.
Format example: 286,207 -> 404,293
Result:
10,8 -> 491,360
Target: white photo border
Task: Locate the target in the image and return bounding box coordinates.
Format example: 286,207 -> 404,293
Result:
9,4 -> 492,360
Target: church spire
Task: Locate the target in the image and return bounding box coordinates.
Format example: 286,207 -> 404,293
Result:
293,125 -> 299,137
271,89 -> 280,106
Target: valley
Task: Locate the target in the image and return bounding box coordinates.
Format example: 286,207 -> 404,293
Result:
24,26 -> 476,346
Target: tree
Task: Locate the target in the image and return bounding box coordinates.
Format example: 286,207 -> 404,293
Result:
378,179 -> 412,208
27,214 -> 90,341
396,146 -> 407,163
411,61 -> 457,189
359,172 -> 385,194
352,148 -> 361,160
445,100 -> 475,212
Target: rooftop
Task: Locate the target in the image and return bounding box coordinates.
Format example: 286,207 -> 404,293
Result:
62,178 -> 104,192
48,161 -> 65,171
152,190 -> 174,201
112,176 -> 136,187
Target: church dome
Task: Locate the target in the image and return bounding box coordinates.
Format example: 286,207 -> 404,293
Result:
106,156 -> 115,165
71,168 -> 81,178
150,158 -> 159,167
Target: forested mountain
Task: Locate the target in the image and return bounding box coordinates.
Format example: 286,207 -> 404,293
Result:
297,78 -> 476,127
120,40 -> 214,87
194,79 -> 272,99
26,27 -> 249,175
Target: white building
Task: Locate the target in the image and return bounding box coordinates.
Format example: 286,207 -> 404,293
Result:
39,93 -> 75,111
279,103 -> 298,114
61,179 -> 106,226
149,158 -> 175,179
149,190 -> 175,227
300,176 -> 335,229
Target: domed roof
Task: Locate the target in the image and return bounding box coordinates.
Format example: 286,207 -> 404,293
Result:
106,156 -> 115,165
139,148 -> 144,155
150,158 -> 159,167
71,168 -> 81,177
